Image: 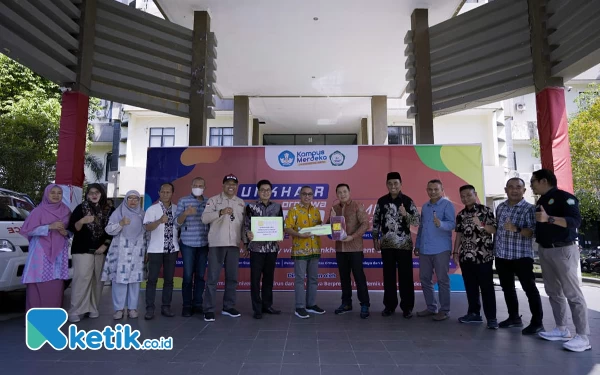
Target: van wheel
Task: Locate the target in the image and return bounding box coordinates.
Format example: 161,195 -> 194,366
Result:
64,279 -> 72,290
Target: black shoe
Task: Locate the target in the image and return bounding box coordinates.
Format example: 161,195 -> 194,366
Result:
335,304 -> 353,315
253,312 -> 263,319
522,323 -> 544,335
144,309 -> 154,320
182,307 -> 192,317
161,307 -> 175,317
381,309 -> 394,317
262,307 -> 281,315
499,316 -> 523,328
204,312 -> 215,322
295,308 -> 310,319
306,305 -> 326,314
222,308 -> 241,317
403,311 -> 413,319
193,306 -> 204,315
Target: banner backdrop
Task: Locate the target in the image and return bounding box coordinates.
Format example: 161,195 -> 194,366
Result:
143,145 -> 484,292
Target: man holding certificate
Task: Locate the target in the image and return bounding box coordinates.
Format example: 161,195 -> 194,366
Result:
327,183 -> 371,319
243,179 -> 284,320
284,186 -> 326,319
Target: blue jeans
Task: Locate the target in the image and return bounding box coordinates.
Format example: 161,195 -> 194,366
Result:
180,244 -> 208,309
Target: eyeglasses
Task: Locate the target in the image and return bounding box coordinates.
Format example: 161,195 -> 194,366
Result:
259,189 -> 271,193
127,197 -> 140,201
301,193 -> 313,196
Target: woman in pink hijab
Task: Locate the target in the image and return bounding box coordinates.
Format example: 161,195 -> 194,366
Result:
20,184 -> 72,310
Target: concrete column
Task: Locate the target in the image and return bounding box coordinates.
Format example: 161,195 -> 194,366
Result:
411,9 -> 434,144
189,11 -> 211,146
371,96 -> 387,144
361,118 -> 368,145
252,118 -> 260,146
233,95 -> 250,145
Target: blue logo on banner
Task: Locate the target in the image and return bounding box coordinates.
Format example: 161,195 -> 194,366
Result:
278,151 -> 295,167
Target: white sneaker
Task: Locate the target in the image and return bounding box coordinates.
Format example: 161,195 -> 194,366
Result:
538,327 -> 571,341
563,335 -> 592,352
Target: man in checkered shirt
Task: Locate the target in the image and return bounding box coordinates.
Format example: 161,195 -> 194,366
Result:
494,177 -> 544,335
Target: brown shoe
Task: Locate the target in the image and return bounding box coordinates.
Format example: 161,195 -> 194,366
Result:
417,309 -> 436,317
433,311 -> 449,321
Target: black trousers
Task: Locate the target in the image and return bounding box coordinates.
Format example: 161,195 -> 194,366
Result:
250,251 -> 277,313
495,257 -> 543,324
381,249 -> 414,312
460,260 -> 496,320
336,252 -> 370,307
146,252 -> 178,310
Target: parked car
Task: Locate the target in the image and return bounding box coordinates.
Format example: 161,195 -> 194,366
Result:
0,188 -> 73,293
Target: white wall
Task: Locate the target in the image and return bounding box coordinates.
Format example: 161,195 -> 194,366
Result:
433,110 -> 497,166
112,110 -> 236,197
513,142 -> 540,173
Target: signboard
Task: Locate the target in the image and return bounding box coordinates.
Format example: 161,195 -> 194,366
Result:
144,144 -> 485,292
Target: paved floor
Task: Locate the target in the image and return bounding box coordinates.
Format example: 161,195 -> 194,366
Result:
1,281 -> 600,375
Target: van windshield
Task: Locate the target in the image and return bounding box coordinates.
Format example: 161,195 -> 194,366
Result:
0,196 -> 35,221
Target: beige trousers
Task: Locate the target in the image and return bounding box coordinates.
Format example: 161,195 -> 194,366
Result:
68,253 -> 106,317
538,244 -> 590,335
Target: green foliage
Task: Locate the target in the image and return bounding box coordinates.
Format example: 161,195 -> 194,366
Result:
0,115 -> 58,201
575,190 -> 600,232
0,54 -> 104,201
530,137 -> 540,158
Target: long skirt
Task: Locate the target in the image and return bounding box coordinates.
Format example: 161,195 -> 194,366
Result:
26,280 -> 64,311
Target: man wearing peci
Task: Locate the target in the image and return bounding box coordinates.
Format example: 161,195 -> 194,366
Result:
372,172 -> 420,318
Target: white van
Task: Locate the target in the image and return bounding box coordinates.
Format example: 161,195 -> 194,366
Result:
0,188 -> 73,292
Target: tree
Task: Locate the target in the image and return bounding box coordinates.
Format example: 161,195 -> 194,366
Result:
0,54 -> 102,202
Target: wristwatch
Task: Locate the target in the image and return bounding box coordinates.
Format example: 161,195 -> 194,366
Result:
548,216 -> 556,224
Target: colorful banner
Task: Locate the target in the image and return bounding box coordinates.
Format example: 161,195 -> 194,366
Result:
144,145 -> 484,292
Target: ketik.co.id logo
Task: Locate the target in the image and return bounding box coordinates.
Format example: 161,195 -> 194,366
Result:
26,308 -> 173,350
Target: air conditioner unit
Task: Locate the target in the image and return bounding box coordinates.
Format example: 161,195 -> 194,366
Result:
533,163 -> 542,171
516,103 -> 526,111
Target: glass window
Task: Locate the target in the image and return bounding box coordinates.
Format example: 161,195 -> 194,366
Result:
209,127 -> 234,146
0,196 -> 34,221
149,127 -> 176,147
388,126 -> 414,145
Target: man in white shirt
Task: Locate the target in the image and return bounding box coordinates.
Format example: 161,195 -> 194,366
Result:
201,174 -> 246,322
143,183 -> 180,320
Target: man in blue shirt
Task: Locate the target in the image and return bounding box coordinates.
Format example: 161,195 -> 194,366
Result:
415,179 -> 456,321
175,177 -> 209,317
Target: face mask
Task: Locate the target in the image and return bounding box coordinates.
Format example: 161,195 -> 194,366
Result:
192,188 -> 204,196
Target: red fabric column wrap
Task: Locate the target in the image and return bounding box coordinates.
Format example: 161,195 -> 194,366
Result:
55,91 -> 89,187
535,87 -> 574,194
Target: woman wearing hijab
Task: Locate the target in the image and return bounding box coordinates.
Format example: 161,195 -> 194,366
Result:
67,183 -> 112,323
20,184 -> 71,310
101,190 -> 147,319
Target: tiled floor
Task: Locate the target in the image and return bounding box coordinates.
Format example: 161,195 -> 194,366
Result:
2,282 -> 600,375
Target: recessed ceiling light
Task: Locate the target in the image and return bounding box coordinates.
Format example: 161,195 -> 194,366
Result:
313,17 -> 319,21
